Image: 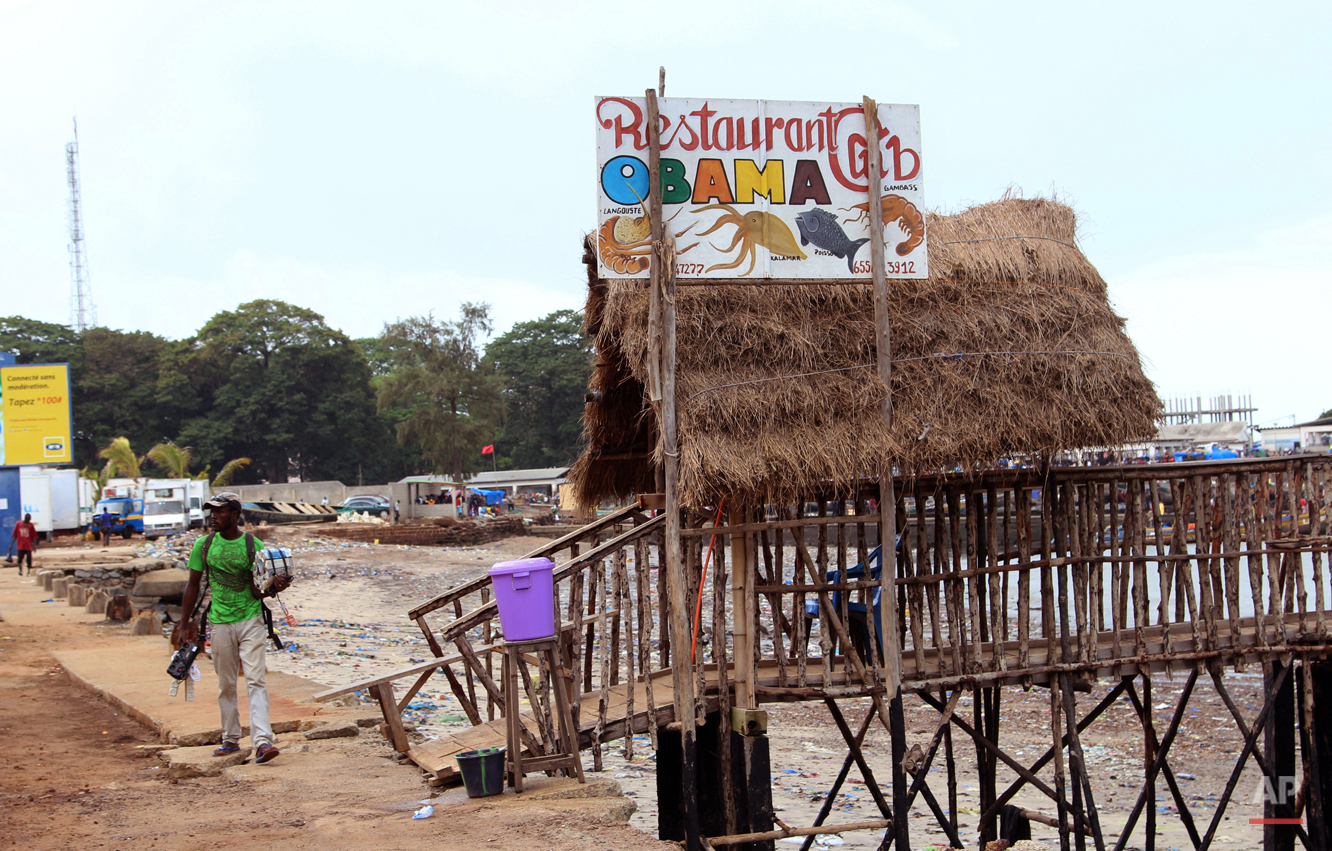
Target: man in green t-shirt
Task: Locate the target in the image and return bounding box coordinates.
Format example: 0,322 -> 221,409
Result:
176,493 -> 290,763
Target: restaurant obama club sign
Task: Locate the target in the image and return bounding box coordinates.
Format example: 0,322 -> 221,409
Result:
596,97 -> 926,280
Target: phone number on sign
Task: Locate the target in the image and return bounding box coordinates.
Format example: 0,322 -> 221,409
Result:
853,260 -> 917,275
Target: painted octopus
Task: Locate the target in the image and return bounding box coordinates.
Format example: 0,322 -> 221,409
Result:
841,194 -> 926,256
691,203 -> 807,276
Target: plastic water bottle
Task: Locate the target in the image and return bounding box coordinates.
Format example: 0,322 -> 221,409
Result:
412,805 -> 433,820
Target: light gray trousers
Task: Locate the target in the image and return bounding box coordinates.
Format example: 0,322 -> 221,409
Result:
211,615 -> 272,747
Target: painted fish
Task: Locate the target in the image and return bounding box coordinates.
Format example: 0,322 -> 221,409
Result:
794,208 -> 870,273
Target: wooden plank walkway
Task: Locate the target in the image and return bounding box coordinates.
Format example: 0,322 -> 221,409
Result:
409,667 -> 699,780
406,611 -> 1330,780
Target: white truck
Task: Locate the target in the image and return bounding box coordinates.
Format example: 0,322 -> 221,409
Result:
19,467 -> 81,537
139,479 -> 211,538
106,477 -> 211,539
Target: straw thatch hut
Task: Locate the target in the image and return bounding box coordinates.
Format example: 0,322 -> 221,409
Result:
571,197 -> 1161,509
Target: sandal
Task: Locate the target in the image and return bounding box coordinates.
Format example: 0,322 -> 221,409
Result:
213,742 -> 240,757
254,743 -> 280,764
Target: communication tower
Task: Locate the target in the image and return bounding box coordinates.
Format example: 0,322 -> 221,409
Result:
67,118 -> 95,331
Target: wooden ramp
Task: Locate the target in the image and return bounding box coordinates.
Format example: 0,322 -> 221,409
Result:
405,611 -> 1326,781
408,667 -> 699,781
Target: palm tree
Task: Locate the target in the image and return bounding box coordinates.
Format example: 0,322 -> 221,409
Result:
211,457 -> 252,488
147,443 -> 193,478
98,437 -> 143,479
79,460 -> 116,501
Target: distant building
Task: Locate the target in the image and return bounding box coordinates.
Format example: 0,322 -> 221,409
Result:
1256,417 -> 1332,454
1301,417 -> 1332,452
398,467 -> 570,498
465,467 -> 570,498
1256,425 -> 1301,453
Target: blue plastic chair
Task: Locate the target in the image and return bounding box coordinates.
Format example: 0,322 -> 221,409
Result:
805,536 -> 901,655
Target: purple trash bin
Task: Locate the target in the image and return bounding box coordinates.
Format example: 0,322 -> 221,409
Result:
488,557 -> 556,641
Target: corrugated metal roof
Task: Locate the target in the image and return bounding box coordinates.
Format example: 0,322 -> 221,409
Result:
468,467 -> 570,485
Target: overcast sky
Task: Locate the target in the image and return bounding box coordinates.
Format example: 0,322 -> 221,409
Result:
2,1 -> 1328,427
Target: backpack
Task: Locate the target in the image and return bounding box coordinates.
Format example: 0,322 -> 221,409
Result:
197,532 -> 285,650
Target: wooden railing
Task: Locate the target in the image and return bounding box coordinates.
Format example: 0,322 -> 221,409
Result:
734,456 -> 1332,696
384,456 -> 1331,761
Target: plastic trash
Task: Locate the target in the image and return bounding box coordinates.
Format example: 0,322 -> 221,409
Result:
412,805 -> 433,819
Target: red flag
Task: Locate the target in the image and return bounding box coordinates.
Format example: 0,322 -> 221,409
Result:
481,444 -> 494,455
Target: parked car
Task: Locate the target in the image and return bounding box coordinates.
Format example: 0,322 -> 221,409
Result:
337,495 -> 391,519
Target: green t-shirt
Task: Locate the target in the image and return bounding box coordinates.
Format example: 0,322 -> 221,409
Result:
187,533 -> 262,625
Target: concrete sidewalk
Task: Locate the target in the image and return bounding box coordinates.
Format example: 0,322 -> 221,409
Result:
1,565 -> 366,747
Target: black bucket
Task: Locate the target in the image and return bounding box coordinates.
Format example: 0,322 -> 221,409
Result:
455,747 -> 506,798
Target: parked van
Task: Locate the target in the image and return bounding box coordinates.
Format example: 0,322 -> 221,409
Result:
142,479 -> 202,538
143,498 -> 188,538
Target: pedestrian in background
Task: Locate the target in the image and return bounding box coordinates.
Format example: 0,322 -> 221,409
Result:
99,508 -> 115,542
11,513 -> 37,574
394,500 -> 401,524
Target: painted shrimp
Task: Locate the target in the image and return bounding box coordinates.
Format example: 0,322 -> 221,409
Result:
598,212 -> 653,274
599,205 -> 697,275
841,194 -> 926,257
690,204 -> 807,276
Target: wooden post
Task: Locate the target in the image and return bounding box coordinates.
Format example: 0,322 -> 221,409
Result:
862,94 -> 907,851
731,504 -> 755,710
648,85 -> 699,851
1264,658 -> 1297,851
647,83 -> 665,494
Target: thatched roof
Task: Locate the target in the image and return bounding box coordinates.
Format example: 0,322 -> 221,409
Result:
571,197 -> 1161,509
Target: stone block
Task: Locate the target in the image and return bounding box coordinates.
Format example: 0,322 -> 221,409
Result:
42,571 -> 56,591
132,567 -> 190,599
129,595 -> 160,610
165,745 -> 252,779
86,589 -> 109,614
130,609 -> 162,636
68,584 -> 87,606
304,721 -> 360,740
52,577 -> 68,598
106,594 -> 133,621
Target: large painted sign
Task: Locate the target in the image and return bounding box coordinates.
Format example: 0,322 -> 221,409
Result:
596,97 -> 925,280
1,364 -> 73,466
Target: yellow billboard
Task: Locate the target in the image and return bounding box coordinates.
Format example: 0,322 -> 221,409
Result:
1,364 -> 73,466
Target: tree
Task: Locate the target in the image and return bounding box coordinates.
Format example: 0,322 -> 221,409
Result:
172,300 -> 388,484
376,304 -> 504,482
99,436 -> 143,479
210,457 -> 252,487
74,328 -> 177,462
1320,408 -> 1332,420
484,309 -> 592,469
80,460 -> 115,501
0,317 -> 81,365
147,443 -> 193,478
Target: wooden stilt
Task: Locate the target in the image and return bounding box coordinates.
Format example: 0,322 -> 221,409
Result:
799,703 -> 879,851
1263,658 -> 1298,851
1110,667 -> 1201,851
1122,680 -> 1201,849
